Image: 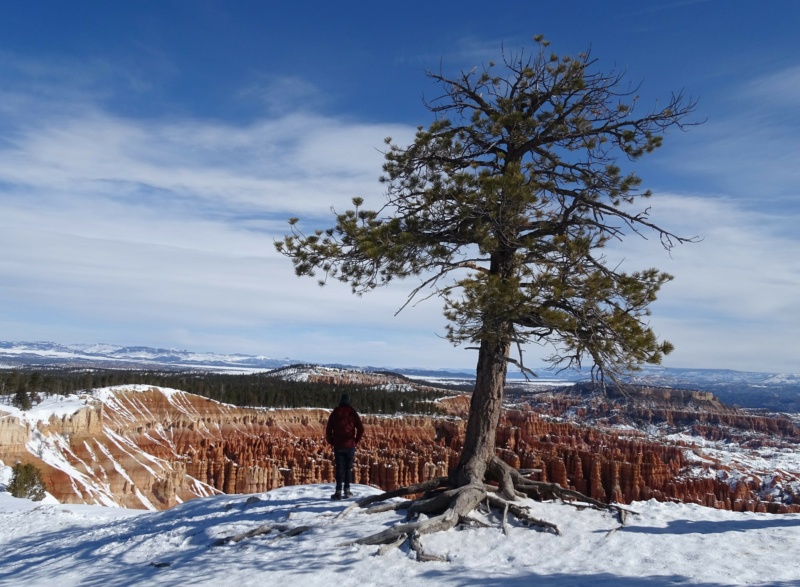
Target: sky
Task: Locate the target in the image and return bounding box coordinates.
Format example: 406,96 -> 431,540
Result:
0,0 -> 798,373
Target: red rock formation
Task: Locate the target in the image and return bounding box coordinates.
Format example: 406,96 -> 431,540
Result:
2,386 -> 797,514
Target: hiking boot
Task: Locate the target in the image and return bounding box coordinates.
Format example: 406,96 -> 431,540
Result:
344,489 -> 353,498
331,492 -> 343,500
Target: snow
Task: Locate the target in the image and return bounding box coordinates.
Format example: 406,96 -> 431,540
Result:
0,340 -> 290,372
0,393 -> 90,426
0,385 -> 229,429
0,484 -> 798,586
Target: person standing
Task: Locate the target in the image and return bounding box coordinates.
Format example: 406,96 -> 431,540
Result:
325,393 -> 364,500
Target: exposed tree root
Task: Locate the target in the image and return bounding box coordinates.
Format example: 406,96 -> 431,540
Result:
338,456 -> 638,556
497,459 -> 639,525
374,534 -> 405,555
357,477 -> 451,508
336,476 -> 450,521
409,531 -> 448,562
484,493 -> 560,535
353,506 -> 460,546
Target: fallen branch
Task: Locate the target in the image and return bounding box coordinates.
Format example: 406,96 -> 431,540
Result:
212,523 -> 311,547
212,524 -> 278,546
268,525 -> 312,544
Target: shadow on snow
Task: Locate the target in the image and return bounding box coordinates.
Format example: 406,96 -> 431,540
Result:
2,486 -> 797,587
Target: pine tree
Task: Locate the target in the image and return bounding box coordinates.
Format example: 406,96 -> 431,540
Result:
8,462 -> 47,501
277,36 -> 697,543
12,388 -> 32,411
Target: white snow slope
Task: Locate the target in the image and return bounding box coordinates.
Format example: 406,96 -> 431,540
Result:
1,483 -> 799,587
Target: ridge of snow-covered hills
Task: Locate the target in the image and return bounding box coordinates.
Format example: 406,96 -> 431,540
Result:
1,340 -> 798,383
0,341 -> 295,371
627,366 -> 800,386
2,341 -> 799,412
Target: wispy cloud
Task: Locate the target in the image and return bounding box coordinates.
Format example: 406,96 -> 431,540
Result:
606,193 -> 800,372
0,101 -> 414,216
238,75 -> 327,114
0,70 -> 457,366
742,65 -> 800,109
1,55 -> 799,372
663,63 -> 800,205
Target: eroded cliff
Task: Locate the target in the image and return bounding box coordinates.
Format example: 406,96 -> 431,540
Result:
1,384 -> 797,513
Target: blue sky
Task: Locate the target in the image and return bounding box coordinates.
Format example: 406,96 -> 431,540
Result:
1,0 -> 798,373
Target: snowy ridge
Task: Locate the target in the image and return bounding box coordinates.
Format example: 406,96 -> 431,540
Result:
267,364 -> 360,382
0,341 -> 296,372
0,384 -> 228,428
266,364 -> 423,392
3,341 -> 798,386
1,386 -> 223,509
628,365 -> 800,386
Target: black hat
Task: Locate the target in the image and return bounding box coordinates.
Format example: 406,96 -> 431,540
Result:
339,394 -> 351,406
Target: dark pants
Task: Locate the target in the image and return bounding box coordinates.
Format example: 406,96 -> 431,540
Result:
334,448 -> 356,492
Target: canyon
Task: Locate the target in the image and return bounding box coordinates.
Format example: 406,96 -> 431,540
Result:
1,374 -> 798,513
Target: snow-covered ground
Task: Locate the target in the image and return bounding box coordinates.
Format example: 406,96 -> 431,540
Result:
0,482 -> 799,587
0,392 -> 94,425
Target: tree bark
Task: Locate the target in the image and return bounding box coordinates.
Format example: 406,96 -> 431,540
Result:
454,335 -> 510,486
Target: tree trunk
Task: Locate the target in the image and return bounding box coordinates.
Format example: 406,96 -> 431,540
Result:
454,335 -> 510,486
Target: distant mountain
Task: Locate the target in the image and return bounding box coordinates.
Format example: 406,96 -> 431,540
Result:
1,340 -> 798,412
623,366 -> 800,412
627,365 -> 800,386
0,341 -> 296,371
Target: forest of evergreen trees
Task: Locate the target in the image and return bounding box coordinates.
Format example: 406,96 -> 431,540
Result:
0,367 -> 448,415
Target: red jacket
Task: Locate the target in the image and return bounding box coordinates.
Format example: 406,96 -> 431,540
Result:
326,405 -> 364,450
